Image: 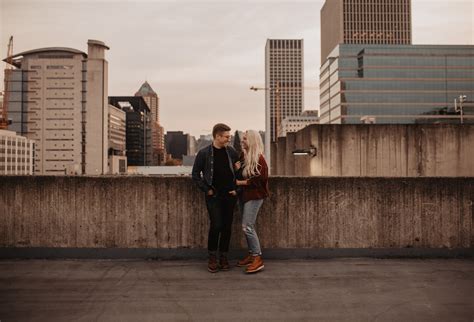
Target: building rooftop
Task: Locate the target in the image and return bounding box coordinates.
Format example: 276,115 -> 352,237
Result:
1,259 -> 472,321
135,81 -> 157,96
3,47 -> 87,68
87,39 -> 110,50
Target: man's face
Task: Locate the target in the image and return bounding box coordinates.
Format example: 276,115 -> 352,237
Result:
215,131 -> 231,147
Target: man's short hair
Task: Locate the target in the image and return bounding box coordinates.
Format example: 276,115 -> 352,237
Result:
212,123 -> 231,138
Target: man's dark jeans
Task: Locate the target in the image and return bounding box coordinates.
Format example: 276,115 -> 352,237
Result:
205,193 -> 237,253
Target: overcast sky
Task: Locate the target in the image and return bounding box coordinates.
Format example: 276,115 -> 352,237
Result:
1,0 -> 473,136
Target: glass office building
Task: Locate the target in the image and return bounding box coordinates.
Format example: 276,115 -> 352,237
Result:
320,44 -> 474,124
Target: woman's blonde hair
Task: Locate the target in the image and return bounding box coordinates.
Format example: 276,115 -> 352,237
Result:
243,130 -> 264,178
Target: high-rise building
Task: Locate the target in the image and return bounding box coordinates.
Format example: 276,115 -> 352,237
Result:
135,81 -> 165,165
135,81 -> 159,124
319,44 -> 474,124
265,39 -> 304,163
0,129 -> 35,175
321,0 -> 412,63
3,40 -> 109,175
109,96 -> 152,166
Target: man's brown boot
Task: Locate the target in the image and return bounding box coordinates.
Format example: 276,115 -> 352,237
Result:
219,255 -> 230,271
208,254 -> 219,273
236,254 -> 253,267
245,255 -> 264,274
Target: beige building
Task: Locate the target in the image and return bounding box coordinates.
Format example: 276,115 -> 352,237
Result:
108,104 -> 127,174
0,129 -> 35,175
265,39 -> 304,165
4,39 -> 109,175
279,110 -> 319,138
321,0 -> 412,63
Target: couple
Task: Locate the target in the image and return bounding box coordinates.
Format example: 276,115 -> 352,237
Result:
192,123 -> 269,274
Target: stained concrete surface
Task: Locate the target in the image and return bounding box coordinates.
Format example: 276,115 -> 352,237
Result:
0,259 -> 473,321
2,176 -> 473,250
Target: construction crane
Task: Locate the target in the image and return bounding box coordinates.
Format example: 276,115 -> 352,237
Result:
1,36 -> 13,129
250,83 -> 318,142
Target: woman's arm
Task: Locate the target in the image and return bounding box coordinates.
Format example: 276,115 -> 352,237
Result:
246,155 -> 268,186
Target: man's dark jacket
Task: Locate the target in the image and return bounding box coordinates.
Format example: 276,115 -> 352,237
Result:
192,144 -> 240,194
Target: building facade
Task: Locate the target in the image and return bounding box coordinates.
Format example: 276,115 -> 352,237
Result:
265,39 -> 304,162
165,131 -> 193,160
3,40 -> 109,175
135,81 -> 159,124
84,40 -> 110,175
321,0 -> 412,63
108,104 -> 127,174
319,44 -> 474,124
0,129 -> 35,175
279,110 -> 319,137
108,96 -> 152,167
0,93 -> 3,122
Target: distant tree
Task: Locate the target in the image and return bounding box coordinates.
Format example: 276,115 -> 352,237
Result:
164,158 -> 182,166
233,130 -> 243,155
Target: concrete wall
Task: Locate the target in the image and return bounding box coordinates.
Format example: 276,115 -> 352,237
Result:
0,176 -> 472,250
271,124 -> 474,177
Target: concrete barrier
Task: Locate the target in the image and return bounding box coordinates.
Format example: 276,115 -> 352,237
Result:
0,176 -> 472,258
271,124 -> 474,177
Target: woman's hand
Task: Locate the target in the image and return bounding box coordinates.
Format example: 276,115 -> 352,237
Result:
236,179 -> 248,186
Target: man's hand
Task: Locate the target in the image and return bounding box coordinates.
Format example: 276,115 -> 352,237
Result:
207,189 -> 214,196
234,161 -> 241,170
228,190 -> 237,196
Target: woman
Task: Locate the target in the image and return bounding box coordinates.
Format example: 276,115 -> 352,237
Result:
235,130 -> 269,274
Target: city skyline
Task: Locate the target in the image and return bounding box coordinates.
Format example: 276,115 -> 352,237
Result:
1,0 -> 473,137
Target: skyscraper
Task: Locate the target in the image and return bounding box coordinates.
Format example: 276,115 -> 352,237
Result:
109,96 -> 153,166
135,81 -> 159,124
321,0 -> 412,63
265,39 -> 304,161
319,0 -> 473,124
319,44 -> 474,124
4,39 -> 110,175
135,81 -> 165,165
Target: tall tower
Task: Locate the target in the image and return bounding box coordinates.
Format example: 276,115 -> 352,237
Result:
135,81 -> 165,165
321,0 -> 412,63
135,81 -> 159,124
85,40 -> 110,175
265,39 -> 304,162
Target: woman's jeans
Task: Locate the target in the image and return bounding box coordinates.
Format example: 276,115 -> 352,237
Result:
240,199 -> 264,255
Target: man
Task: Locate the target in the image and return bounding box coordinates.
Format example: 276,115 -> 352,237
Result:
192,123 -> 240,273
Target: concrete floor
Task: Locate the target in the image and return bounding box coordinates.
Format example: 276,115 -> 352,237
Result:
0,259 -> 473,322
